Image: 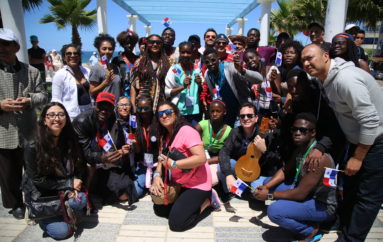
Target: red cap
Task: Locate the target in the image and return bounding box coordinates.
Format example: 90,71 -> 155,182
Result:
96,92 -> 115,105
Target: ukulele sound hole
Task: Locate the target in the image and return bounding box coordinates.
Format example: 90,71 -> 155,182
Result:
251,155 -> 255,158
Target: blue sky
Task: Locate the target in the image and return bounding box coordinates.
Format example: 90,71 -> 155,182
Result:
24,0 -> 310,52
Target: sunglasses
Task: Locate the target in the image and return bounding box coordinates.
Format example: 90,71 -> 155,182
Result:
137,106 -> 150,112
148,40 -> 163,45
290,126 -> 314,134
216,41 -> 228,46
157,109 -> 174,117
46,112 -> 66,119
65,51 -> 79,56
239,114 -> 255,119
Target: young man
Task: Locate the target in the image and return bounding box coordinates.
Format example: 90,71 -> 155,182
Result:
28,35 -> 46,82
246,28 -> 260,49
354,29 -> 368,62
253,113 -> 337,241
0,29 -> 48,219
219,103 -> 283,197
199,28 -> 217,55
307,22 -> 331,52
214,34 -> 233,63
165,41 -> 203,125
161,27 -> 178,65
201,48 -> 262,126
302,43 -> 383,241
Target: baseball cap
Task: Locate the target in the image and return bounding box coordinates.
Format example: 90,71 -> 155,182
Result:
30,35 -> 38,42
308,22 -> 324,31
215,34 -> 229,43
0,28 -> 20,45
96,92 -> 115,105
345,24 -> 359,31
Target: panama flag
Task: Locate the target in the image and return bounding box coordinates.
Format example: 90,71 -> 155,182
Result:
230,178 -> 248,197
323,168 -> 339,187
123,129 -> 135,145
162,17 -> 172,27
227,39 -> 237,54
101,55 -> 109,69
129,114 -> 137,128
172,67 -> 182,76
98,132 -> 114,152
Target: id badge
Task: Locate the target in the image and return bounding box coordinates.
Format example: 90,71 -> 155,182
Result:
205,149 -> 211,160
185,96 -> 194,107
144,153 -> 154,167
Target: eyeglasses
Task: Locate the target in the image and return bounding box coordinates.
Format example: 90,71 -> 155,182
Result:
157,109 -> 174,117
118,103 -> 130,108
239,114 -> 255,119
147,40 -> 163,45
46,112 -> 66,119
216,41 -> 227,46
290,126 -> 314,134
137,106 -> 151,113
65,52 -> 79,56
355,37 -> 365,40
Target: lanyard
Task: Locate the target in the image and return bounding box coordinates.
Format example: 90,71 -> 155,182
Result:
208,120 -> 224,147
294,140 -> 317,183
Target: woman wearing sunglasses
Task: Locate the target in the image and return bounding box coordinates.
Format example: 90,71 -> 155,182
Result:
23,102 -> 87,239
133,97 -> 160,197
89,34 -> 121,100
151,101 -> 212,232
130,34 -> 170,113
51,44 -> 92,120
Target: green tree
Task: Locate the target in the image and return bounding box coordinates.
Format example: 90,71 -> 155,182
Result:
22,0 -> 43,12
40,0 -> 96,48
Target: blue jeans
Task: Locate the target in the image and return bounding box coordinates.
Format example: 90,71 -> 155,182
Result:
134,163 -> 147,197
39,192 -> 87,240
218,159 -> 268,193
266,181 -> 333,237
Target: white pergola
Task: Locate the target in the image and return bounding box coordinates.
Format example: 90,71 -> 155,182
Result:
1,0 -> 349,63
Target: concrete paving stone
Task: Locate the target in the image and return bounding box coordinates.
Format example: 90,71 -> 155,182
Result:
366,233 -> 383,239
0,217 -> 29,225
215,232 -> 263,239
216,239 -> 264,242
0,237 -> 14,242
119,229 -> 166,237
120,225 -> 167,232
116,237 -> 165,242
215,227 -> 265,233
167,239 -> 214,242
0,224 -> 27,231
166,231 -> 214,239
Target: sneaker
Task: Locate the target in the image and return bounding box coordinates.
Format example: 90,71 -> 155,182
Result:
9,207 -> 25,220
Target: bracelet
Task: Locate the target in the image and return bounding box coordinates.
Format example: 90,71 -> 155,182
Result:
153,171 -> 161,178
171,160 -> 177,169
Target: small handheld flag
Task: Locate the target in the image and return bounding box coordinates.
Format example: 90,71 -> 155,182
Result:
129,115 -> 137,129
98,132 -> 116,152
162,17 -> 172,27
101,55 -> 109,69
227,40 -> 237,54
275,52 -> 282,67
230,178 -> 248,197
323,168 -> 339,187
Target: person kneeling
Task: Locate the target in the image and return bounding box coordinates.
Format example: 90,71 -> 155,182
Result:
253,113 -> 337,241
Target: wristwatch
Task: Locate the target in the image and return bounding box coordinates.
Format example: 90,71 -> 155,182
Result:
267,192 -> 274,201
171,160 -> 177,169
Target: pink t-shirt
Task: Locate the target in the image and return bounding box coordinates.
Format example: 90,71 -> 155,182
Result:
166,126 -> 212,191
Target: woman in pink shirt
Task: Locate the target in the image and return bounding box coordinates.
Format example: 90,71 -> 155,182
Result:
151,101 -> 212,231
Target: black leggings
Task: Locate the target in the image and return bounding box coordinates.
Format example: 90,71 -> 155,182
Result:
154,188 -> 211,232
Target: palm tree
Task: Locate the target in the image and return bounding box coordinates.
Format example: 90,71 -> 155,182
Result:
22,0 -> 43,12
40,0 -> 96,48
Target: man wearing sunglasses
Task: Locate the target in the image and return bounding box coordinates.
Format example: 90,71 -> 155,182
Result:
253,113 -> 337,241
219,103 -> 283,201
0,28 -> 48,219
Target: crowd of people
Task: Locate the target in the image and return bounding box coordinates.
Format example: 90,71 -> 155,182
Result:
0,20 -> 382,242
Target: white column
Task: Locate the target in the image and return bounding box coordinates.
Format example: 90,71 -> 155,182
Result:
258,0 -> 273,46
128,15 -> 138,33
144,25 -> 152,37
225,26 -> 232,36
97,0 -> 108,34
324,0 -> 348,42
236,18 -> 247,36
0,0 -> 28,63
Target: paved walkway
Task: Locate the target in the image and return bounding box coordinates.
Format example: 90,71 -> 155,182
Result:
0,193 -> 383,242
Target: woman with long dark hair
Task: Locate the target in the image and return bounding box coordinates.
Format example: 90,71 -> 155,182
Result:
51,44 -> 91,120
23,102 -> 87,240
330,33 -> 370,73
130,34 -> 170,113
151,101 -> 212,232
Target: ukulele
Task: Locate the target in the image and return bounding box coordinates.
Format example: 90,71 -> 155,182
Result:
234,117 -> 270,182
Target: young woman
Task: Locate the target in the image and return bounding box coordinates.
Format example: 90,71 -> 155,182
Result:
150,101 -> 212,232
134,97 -> 160,195
89,34 -> 121,99
130,34 -> 170,113
330,33 -> 370,73
51,44 -> 91,120
23,102 -> 87,240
